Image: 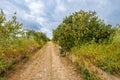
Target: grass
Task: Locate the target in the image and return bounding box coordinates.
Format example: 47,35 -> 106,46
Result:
0,10 -> 49,79
0,37 -> 41,77
69,30 -> 120,79
0,77 -> 7,80
70,43 -> 120,75
72,57 -> 102,80
82,69 -> 101,80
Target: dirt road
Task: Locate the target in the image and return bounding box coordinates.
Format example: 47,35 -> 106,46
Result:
7,42 -> 82,80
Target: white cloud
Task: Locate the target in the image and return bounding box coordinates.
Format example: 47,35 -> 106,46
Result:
36,17 -> 48,26
0,0 -> 120,38
26,1 -> 44,16
67,0 -> 73,3
41,27 -> 51,33
25,0 -> 29,2
57,4 -> 66,12
55,0 -> 66,12
40,27 -> 52,38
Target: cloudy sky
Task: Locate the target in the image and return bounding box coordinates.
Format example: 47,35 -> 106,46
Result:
0,0 -> 120,38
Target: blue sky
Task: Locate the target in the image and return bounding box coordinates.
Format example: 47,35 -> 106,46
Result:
0,0 -> 120,38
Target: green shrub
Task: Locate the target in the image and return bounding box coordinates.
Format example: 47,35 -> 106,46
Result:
53,10 -> 113,51
0,9 -> 49,77
0,77 -> 7,80
70,41 -> 120,75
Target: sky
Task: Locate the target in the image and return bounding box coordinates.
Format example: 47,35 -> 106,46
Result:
0,0 -> 120,38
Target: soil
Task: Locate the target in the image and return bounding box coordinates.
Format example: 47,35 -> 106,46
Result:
6,42 -> 82,80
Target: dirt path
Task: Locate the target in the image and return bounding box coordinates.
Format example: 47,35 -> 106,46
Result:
7,42 -> 82,80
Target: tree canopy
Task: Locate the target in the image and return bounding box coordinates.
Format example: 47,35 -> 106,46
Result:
53,10 -> 113,51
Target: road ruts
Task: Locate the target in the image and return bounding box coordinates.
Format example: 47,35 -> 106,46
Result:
7,42 -> 82,80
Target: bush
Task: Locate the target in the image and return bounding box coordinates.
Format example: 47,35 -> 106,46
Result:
70,36 -> 120,75
53,10 -> 113,51
0,9 -> 49,76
